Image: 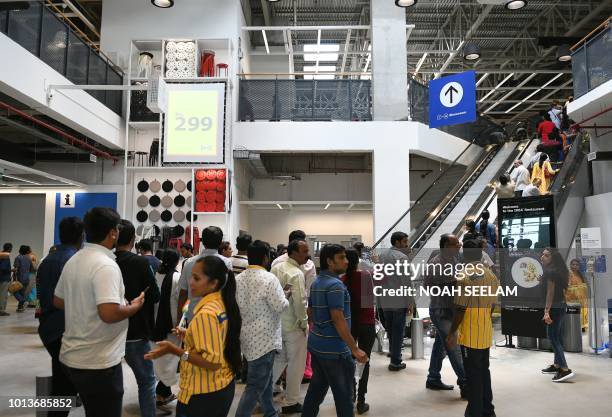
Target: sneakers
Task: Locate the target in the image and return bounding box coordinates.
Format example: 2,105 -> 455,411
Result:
0,311 -> 10,316
281,403 -> 303,414
356,402 -> 370,414
552,369 -> 575,382
388,362 -> 406,371
16,305 -> 25,313
541,365 -> 558,374
156,394 -> 176,407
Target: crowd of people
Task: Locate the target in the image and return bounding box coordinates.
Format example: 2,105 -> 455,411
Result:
0,199 -> 584,417
495,99 -> 576,199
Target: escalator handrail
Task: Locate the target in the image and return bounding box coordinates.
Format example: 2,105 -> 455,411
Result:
452,137 -> 536,237
408,143 -> 500,252
371,138 -> 480,249
550,133 -> 588,216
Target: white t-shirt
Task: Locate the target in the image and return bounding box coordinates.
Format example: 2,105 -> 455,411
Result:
522,184 -> 541,197
511,165 -> 531,192
55,243 -> 128,369
178,249 -> 232,321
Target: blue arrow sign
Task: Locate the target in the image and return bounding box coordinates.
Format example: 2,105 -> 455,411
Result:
429,70 -> 477,129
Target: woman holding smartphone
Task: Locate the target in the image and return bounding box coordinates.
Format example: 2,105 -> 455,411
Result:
540,248 -> 574,382
145,256 -> 242,417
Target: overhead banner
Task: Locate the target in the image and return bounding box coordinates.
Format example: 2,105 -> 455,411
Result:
428,70 -> 477,129
163,83 -> 226,164
497,195 -> 556,338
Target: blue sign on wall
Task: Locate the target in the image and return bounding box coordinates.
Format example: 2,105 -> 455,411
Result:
54,192 -> 117,245
428,70 -> 477,129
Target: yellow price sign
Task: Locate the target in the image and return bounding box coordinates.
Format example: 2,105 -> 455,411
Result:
163,83 -> 225,163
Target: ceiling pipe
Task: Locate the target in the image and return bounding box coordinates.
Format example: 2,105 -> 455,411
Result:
55,0 -> 101,39
0,101 -> 119,162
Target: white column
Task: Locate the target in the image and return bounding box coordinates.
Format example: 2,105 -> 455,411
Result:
373,146 -> 410,247
371,1 -> 409,121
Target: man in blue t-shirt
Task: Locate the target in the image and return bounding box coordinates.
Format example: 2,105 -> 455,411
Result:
303,244 -> 368,417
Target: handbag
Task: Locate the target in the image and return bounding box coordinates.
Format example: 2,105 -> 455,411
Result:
8,279 -> 23,294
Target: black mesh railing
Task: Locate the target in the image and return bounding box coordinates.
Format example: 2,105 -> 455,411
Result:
239,79 -> 372,121
408,78 -> 504,145
571,22 -> 611,98
0,1 -> 123,115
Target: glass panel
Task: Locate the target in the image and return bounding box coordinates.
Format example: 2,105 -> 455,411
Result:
66,32 -> 88,84
40,12 -> 67,75
88,50 -> 108,103
106,69 -> 122,115
587,29 -> 612,92
7,2 -> 42,55
572,47 -> 588,98
0,11 -> 8,34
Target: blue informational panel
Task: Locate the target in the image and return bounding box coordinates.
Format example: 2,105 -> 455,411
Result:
428,70 -> 477,129
54,192 -> 117,245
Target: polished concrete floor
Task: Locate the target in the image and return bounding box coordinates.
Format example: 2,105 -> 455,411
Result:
1,298 -> 611,417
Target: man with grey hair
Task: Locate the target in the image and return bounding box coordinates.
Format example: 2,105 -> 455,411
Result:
510,159 -> 530,198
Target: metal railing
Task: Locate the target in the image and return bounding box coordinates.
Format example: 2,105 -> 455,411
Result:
239,78 -> 372,121
408,78 -> 505,144
571,18 -> 611,98
0,1 -> 123,115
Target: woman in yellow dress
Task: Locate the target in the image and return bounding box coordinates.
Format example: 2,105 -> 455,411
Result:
531,153 -> 559,193
565,258 -> 589,331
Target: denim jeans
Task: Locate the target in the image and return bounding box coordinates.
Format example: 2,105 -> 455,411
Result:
427,307 -> 467,388
13,277 -> 30,306
461,347 -> 494,417
235,350 -> 278,417
383,308 -> 406,365
547,306 -> 568,369
124,339 -> 156,417
353,325 -> 376,404
302,354 -> 355,417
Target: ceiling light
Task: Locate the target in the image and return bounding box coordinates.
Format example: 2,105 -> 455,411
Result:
556,45 -> 572,62
463,43 -> 481,61
151,0 -> 174,8
324,203 -> 330,210
276,204 -> 283,210
2,174 -> 41,185
505,0 -> 527,10
262,30 -> 270,54
395,0 -> 417,7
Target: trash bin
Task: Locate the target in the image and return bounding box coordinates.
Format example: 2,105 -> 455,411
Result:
538,338 -> 552,351
517,336 -> 537,349
411,317 -> 424,359
562,303 -> 583,353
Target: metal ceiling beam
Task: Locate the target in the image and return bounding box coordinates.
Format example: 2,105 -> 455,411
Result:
260,0 -> 272,26
241,0 -> 252,26
339,29 -> 352,77
509,79 -> 573,122
484,73 -> 537,113
435,4 -> 494,79
0,116 -> 88,154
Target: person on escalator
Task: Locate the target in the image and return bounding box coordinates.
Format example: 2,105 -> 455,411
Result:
537,113 -> 555,143
511,160 -> 531,197
531,153 -> 559,194
475,211 -> 497,259
542,129 -> 564,163
522,178 -> 542,197
495,174 -> 515,199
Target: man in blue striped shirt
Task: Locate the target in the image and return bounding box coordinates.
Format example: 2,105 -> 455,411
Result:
303,244 -> 368,417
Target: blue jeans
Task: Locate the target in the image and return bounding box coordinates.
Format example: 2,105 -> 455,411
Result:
546,306 -> 568,369
235,350 -> 278,417
13,277 -> 30,306
302,353 -> 355,417
124,340 -> 156,417
383,308 -> 406,365
427,307 -> 467,388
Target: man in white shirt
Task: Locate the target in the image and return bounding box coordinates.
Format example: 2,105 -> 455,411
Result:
53,208 -> 145,417
231,233 -> 251,275
522,178 -> 542,197
271,230 -> 316,295
510,160 -> 531,198
176,226 -> 232,324
235,240 -> 289,417
270,240 -> 310,414
549,101 -> 563,130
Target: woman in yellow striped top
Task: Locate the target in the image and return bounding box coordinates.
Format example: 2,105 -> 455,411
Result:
145,256 -> 242,417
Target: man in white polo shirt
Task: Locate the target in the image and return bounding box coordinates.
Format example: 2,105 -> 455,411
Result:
54,208 -> 145,417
